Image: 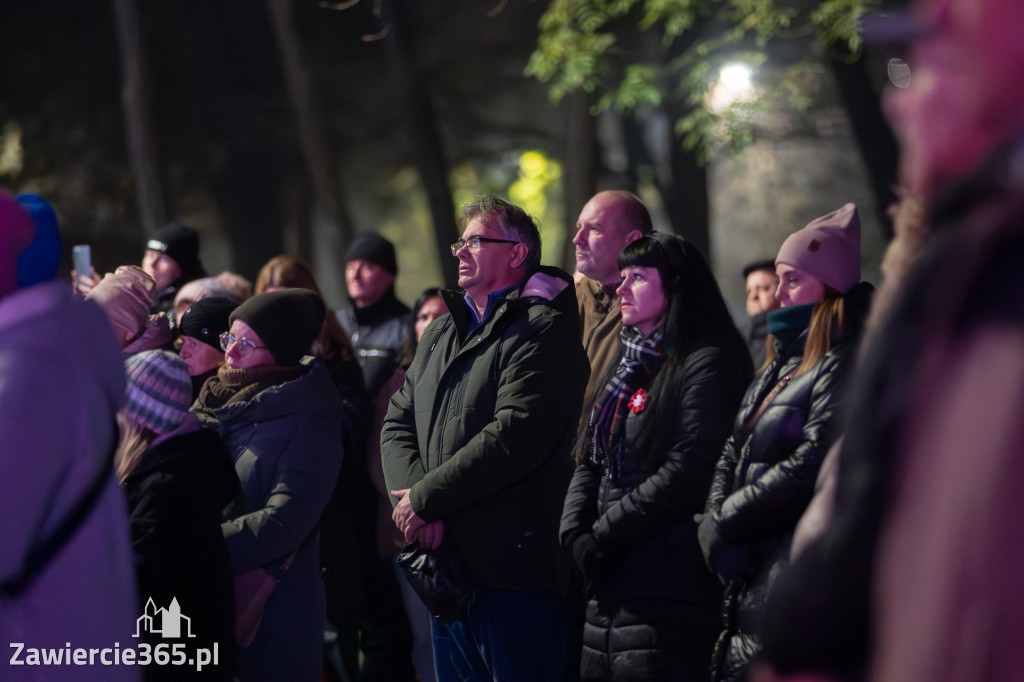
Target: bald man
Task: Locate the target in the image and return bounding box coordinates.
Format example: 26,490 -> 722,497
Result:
572,191 -> 653,434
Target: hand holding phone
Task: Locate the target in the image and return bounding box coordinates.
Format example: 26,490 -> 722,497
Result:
72,245 -> 97,295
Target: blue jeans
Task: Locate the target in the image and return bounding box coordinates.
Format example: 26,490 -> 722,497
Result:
432,589 -> 566,681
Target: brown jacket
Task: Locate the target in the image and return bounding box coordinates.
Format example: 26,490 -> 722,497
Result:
576,276 -> 622,438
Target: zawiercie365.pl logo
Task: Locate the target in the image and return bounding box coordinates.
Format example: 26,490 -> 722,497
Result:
10,597 -> 220,672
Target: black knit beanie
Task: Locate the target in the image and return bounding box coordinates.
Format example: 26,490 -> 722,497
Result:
179,296 -> 238,350
146,222 -> 203,279
229,289 -> 325,366
345,233 -> 397,276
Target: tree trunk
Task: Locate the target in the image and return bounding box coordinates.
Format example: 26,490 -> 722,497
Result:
382,0 -> 460,289
560,90 -> 598,272
112,0 -> 166,235
828,52 -> 899,238
266,0 -> 352,261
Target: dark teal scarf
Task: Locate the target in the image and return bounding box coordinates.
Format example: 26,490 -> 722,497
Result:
767,302 -> 815,348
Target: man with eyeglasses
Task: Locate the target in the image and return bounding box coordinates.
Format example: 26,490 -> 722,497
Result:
382,195 -> 589,681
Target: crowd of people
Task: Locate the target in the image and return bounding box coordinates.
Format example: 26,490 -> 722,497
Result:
3,0 -> 1024,679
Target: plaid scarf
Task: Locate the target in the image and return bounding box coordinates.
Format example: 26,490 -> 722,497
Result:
585,325 -> 664,480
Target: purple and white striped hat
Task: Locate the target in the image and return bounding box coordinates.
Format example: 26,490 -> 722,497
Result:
124,350 -> 192,435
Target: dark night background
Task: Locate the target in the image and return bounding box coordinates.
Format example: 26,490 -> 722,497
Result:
0,0 -> 900,311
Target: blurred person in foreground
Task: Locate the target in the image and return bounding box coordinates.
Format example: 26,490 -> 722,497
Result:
0,190 -> 138,680
755,1 -> 1024,680
382,195 -> 590,681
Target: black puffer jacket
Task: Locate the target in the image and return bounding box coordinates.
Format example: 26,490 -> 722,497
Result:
123,427 -> 240,680
561,336 -> 750,680
701,282 -> 872,682
760,136 -> 1024,677
336,293 -> 410,396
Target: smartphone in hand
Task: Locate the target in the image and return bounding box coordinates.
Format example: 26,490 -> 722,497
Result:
72,244 -> 91,288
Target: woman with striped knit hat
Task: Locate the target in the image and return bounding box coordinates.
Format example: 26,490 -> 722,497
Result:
117,349 -> 239,679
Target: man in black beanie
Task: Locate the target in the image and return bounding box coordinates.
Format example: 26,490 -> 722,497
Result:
335,233 -> 410,395
73,220 -> 206,329
144,221 -> 206,322
178,296 -> 237,399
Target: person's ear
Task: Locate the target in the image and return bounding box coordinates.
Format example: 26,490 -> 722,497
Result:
509,242 -> 529,270
624,229 -> 643,245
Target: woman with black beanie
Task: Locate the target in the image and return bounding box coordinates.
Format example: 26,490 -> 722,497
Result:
192,289 -> 346,681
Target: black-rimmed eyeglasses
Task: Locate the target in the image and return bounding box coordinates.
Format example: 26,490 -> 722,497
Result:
219,332 -> 269,359
450,235 -> 520,256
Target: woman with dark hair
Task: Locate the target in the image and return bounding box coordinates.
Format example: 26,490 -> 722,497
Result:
698,204 -> 873,682
561,232 -> 752,680
192,289 -> 346,681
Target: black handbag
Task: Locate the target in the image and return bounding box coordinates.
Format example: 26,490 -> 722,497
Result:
395,541 -> 471,623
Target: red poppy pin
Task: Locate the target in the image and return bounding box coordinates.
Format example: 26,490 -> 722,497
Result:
628,388 -> 647,414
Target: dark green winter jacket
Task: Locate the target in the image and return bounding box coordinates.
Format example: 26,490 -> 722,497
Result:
381,267 -> 590,594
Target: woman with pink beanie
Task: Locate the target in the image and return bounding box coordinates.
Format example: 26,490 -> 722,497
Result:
697,203 -> 874,682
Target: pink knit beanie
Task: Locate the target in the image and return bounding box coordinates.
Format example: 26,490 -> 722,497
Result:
87,265 -> 158,338
775,203 -> 861,294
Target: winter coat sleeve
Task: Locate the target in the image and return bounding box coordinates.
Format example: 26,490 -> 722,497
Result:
716,351 -> 849,546
380,363 -> 427,498
222,412 -> 343,573
560,463 -> 601,546
705,435 -> 739,517
409,307 -> 589,521
594,346 -> 739,550
0,349 -> 117,584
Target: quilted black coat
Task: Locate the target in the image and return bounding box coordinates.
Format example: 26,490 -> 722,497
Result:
561,335 -> 750,680
701,282 -> 872,682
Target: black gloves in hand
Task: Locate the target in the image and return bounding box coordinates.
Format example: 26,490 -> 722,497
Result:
570,532 -> 605,584
697,511 -> 750,583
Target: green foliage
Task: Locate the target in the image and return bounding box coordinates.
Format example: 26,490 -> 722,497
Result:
448,150 -> 568,266
527,0 -> 881,162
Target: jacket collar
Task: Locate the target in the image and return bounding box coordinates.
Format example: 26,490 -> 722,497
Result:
442,283 -> 523,343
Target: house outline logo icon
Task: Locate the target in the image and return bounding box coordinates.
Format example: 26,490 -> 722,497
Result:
134,597 -> 196,638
